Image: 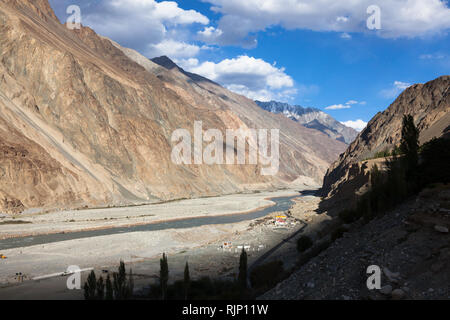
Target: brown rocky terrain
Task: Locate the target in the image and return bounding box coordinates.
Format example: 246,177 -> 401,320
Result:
0,0 -> 346,214
258,76 -> 450,300
261,184 -> 450,300
321,76 -> 450,206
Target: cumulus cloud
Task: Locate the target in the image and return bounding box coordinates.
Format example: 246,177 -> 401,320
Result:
181,55 -> 296,101
176,58 -> 200,69
75,0 -> 209,55
341,119 -> 368,131
147,39 -> 202,58
381,81 -> 412,99
197,26 -> 224,41
325,104 -> 352,110
203,0 -> 450,46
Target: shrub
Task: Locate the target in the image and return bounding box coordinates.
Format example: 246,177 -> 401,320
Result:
338,209 -> 359,224
297,235 -> 313,253
250,260 -> 284,290
150,276 -> 242,300
331,227 -> 347,241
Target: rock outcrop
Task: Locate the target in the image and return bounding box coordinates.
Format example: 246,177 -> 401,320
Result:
321,76 -> 450,204
0,0 -> 346,214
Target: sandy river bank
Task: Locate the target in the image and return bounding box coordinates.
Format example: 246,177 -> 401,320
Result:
0,189 -> 328,299
0,190 -> 299,239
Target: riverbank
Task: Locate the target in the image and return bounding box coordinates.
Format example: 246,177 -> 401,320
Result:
0,190 -> 300,240
0,189 -> 322,298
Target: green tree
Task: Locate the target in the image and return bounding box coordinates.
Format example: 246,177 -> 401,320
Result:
238,248 -> 248,290
84,270 -> 97,300
183,261 -> 190,300
418,137 -> 450,186
113,260 -> 128,300
400,114 -> 420,179
160,253 -> 169,300
128,269 -> 134,299
105,274 -> 113,300
96,276 -> 105,300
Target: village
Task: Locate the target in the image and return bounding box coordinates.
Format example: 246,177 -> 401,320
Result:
217,214 -> 300,253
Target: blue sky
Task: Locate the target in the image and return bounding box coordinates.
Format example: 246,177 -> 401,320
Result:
49,0 -> 450,131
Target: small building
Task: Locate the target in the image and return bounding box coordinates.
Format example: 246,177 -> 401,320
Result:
222,242 -> 233,250
275,215 -> 287,226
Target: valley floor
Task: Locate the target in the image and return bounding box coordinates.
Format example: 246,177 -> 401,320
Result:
0,190 -> 299,239
0,189 -> 325,299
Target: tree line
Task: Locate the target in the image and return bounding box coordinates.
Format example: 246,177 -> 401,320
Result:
339,114 -> 450,224
84,248 -> 250,300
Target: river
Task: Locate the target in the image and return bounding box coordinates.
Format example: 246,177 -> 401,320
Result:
0,195 -> 299,251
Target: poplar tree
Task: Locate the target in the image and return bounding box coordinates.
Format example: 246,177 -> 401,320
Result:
160,253 -> 169,300
84,270 -> 97,300
183,261 -> 190,300
113,260 -> 128,300
400,114 -> 420,178
105,274 -> 113,300
96,276 -> 105,300
238,248 -> 248,289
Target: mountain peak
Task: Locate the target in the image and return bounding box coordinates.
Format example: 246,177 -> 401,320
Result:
151,55 -> 217,85
4,0 -> 58,21
255,100 -> 358,144
151,56 -> 180,70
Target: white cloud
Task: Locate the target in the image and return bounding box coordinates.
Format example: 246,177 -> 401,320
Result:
337,16 -> 349,23
325,104 -> 352,110
197,26 -> 224,41
147,39 -> 202,58
176,58 -> 200,69
327,100 -> 366,110
420,53 -> 447,60
184,55 -> 296,101
394,81 -> 411,90
341,119 -> 368,132
82,0 -> 209,55
203,0 -> 450,46
381,81 -> 412,99
149,1 -> 209,24
225,85 -> 295,101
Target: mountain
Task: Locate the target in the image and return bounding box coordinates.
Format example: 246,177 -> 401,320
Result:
321,75 -> 450,204
0,0 -> 347,214
255,101 -> 359,144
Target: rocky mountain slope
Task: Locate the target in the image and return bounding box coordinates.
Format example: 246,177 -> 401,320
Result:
255,101 -> 358,144
261,184 -> 450,300
0,0 -> 346,214
321,76 -> 450,204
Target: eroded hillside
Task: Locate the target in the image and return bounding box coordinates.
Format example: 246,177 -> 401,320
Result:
0,0 -> 346,214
